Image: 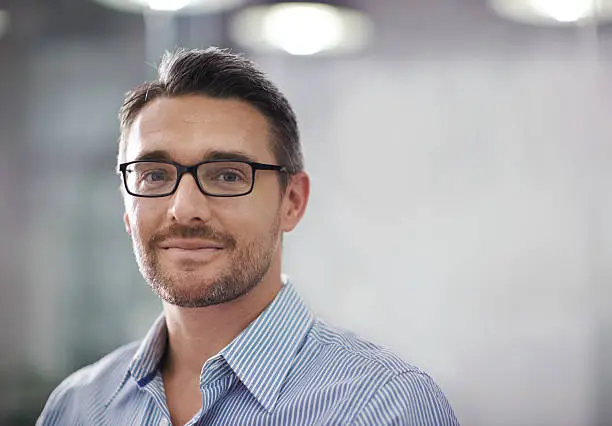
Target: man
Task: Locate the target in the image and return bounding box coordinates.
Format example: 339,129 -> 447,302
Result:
37,47 -> 458,425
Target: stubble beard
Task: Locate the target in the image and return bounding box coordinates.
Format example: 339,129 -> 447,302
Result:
132,214 -> 281,308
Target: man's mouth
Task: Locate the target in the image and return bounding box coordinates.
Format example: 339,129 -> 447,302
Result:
158,239 -> 224,250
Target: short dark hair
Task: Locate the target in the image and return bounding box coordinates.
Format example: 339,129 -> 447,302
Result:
118,47 -> 303,180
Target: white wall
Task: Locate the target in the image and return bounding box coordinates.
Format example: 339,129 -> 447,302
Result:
273,53 -> 612,426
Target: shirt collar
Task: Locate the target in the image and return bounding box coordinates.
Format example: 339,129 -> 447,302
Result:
122,280 -> 314,412
103,314 -> 167,409
221,282 -> 314,412
128,313 -> 167,387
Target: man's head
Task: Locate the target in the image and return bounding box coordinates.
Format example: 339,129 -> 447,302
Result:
118,48 -> 309,308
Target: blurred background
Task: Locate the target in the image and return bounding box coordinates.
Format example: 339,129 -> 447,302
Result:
1,0 -> 612,425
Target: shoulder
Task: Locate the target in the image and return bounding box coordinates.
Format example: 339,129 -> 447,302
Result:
309,319 -> 425,375
50,340 -> 139,395
36,341 -> 140,425
353,371 -> 459,425
308,320 -> 459,425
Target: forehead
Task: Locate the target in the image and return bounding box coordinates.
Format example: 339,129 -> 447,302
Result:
124,95 -> 274,163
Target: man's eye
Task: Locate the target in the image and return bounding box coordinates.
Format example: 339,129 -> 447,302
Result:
217,171 -> 242,182
142,170 -> 170,182
209,170 -> 247,183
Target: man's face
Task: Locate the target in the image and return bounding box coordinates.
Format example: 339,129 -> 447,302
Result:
121,95 -> 305,308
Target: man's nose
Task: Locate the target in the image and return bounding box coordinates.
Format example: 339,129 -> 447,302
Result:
168,173 -> 213,224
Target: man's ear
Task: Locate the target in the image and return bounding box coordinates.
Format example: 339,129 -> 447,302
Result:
281,172 -> 310,233
124,212 -> 132,236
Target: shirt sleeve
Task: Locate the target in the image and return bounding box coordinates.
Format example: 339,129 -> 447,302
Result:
352,371 -> 459,426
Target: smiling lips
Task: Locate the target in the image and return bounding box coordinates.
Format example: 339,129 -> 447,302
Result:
159,239 -> 224,251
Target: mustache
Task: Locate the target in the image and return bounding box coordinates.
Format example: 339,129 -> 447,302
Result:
151,223 -> 236,249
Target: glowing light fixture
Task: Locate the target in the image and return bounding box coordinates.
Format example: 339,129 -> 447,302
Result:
489,0 -> 612,25
229,2 -> 373,56
91,0 -> 246,14
532,0 -> 592,22
147,0 -> 192,12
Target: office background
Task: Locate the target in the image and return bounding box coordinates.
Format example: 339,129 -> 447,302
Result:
0,1 -> 611,425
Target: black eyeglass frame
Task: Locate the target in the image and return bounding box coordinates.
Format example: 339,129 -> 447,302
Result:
118,159 -> 288,198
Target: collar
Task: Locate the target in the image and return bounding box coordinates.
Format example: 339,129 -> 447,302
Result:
129,313 -> 168,387
221,282 -> 314,412
110,280 -> 314,413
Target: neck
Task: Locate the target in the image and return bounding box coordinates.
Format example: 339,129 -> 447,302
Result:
161,269 -> 283,379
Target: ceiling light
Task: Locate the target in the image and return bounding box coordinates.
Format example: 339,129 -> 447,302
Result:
147,0 -> 192,12
489,0 -> 612,26
532,0 -> 592,22
91,0 -> 246,14
229,2 -> 373,56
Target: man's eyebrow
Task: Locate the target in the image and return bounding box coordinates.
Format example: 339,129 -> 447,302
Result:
131,149 -> 261,163
203,150 -> 258,163
133,150 -> 173,161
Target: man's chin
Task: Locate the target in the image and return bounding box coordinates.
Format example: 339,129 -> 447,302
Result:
153,279 -> 246,308
153,276 -> 216,301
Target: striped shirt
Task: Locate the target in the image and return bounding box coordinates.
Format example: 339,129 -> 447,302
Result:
37,282 -> 459,425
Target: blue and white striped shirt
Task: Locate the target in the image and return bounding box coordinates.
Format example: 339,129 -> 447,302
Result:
37,282 -> 458,425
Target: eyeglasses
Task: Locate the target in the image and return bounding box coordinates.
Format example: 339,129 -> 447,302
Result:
118,160 -> 287,198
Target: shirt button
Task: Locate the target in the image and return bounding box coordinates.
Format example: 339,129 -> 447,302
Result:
159,418 -> 170,426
